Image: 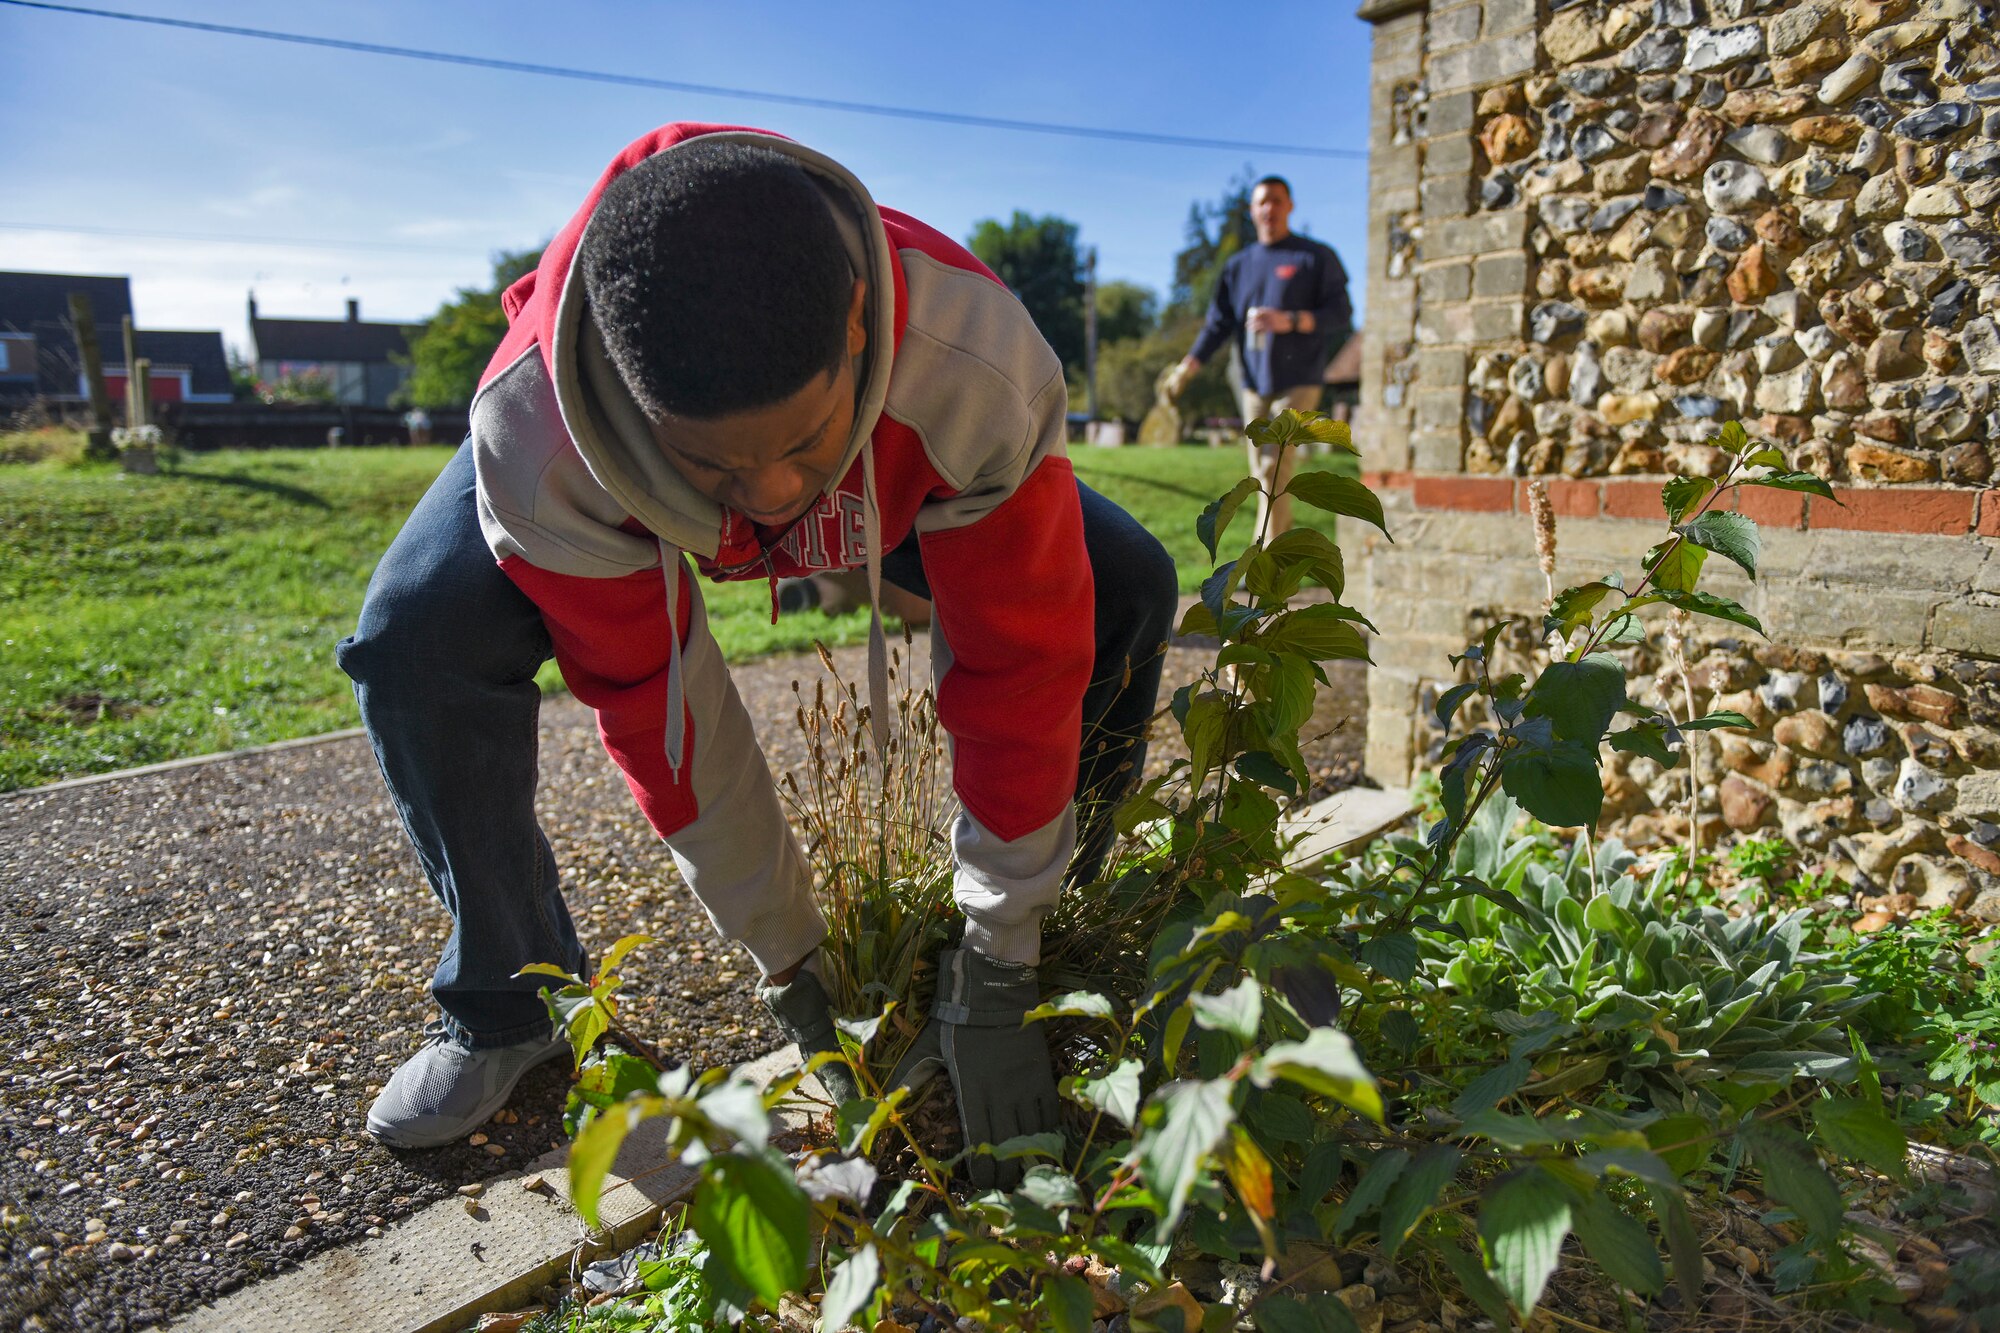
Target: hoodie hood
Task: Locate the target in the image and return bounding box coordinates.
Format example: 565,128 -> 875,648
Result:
533,126 -> 899,561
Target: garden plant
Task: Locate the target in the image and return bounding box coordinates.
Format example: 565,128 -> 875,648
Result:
522,412 -> 1943,1332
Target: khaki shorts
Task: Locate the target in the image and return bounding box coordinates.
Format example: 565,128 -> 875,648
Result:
1239,385 -> 1324,537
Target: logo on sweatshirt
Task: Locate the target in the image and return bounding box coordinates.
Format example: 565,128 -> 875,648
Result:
1275,264 -> 1299,280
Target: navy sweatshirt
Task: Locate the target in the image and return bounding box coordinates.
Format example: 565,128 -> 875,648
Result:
1189,234 -> 1353,398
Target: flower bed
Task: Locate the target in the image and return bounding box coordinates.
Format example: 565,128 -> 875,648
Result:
480,415 -> 1999,1333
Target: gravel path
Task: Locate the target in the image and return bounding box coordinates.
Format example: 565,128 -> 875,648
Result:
0,636 -> 1364,1332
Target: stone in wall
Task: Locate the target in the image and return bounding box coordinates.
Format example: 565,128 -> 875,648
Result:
1421,622 -> 2000,912
1440,0 -> 2000,483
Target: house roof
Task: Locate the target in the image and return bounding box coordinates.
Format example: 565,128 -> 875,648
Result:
1323,329 -> 1363,386
134,329 -> 232,397
0,270 -> 136,397
251,314 -> 420,364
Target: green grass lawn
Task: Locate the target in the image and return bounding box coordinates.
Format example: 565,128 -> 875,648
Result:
0,442 -> 1355,790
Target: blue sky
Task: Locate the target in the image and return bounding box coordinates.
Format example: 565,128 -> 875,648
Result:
1,1 -> 1374,355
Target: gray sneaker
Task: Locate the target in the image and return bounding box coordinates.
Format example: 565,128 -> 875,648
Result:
366,1020 -> 569,1149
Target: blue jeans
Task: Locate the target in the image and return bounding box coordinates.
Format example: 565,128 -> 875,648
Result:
339,443 -> 1175,1045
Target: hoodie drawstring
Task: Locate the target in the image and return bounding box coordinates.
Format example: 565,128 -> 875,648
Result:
658,538 -> 688,779
861,443 -> 890,764
657,448 -> 889,779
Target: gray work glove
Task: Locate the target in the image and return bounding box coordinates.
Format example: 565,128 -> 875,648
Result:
758,969 -> 862,1107
889,946 -> 1060,1189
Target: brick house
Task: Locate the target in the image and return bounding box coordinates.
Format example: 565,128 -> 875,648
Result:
0,270 -> 231,409
248,296 -> 421,408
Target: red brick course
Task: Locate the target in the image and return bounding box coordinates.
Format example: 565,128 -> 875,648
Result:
1411,476 -> 1514,512
1390,472 -> 1986,537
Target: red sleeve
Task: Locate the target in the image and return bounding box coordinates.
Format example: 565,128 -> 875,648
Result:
920,456 -> 1093,841
498,556 -> 699,838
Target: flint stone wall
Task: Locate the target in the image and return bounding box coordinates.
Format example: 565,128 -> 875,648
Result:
1352,0 -> 1999,904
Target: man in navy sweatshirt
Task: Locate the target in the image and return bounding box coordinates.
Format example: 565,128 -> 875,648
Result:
1167,176 -> 1352,535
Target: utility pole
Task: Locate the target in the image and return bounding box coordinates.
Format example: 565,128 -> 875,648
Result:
1083,246 -> 1098,421
68,292 -> 116,460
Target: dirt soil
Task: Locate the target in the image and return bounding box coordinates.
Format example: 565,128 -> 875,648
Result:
0,634 -> 1367,1332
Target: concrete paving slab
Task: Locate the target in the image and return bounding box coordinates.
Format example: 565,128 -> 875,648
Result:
164,1048 -> 808,1333
1282,785 -> 1417,867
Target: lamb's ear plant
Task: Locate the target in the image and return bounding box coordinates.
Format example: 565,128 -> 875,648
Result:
539,412 -> 1909,1330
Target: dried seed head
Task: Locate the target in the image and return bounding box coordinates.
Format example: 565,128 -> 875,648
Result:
1526,480 -> 1557,585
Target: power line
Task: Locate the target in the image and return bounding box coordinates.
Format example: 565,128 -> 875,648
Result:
0,220 -> 492,256
1,0 -> 1369,162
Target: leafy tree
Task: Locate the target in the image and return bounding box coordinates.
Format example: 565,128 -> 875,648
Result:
966,213 -> 1086,371
399,247 -> 543,409
1094,280 -> 1157,346
1168,173 -> 1257,320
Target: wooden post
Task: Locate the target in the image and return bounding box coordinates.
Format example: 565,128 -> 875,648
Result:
122,315 -> 141,428
132,357 -> 152,429
68,292 -> 117,460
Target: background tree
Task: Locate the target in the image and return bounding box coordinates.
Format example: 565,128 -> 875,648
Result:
1093,280 -> 1158,346
398,247 -> 543,408
966,213 -> 1086,371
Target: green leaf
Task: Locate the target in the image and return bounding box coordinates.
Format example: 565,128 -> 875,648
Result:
1812,1096 -> 1907,1179
1715,420 -> 1749,454
1026,990 -> 1118,1022
1285,471 -> 1390,537
567,1095 -> 662,1229
1545,581 -> 1617,639
1743,445 -> 1784,468
1480,1167 -> 1573,1317
1743,1123 -> 1844,1241
1300,415 -> 1356,451
1045,1272 -> 1096,1333
1643,539 -> 1707,593
1378,1145 -> 1462,1258
1649,588 -> 1765,635
1524,654 -> 1627,746
1065,1059 -> 1143,1127
1254,1029 -> 1384,1123
1661,476 -> 1715,525
988,1131 -> 1067,1161
1435,680 -> 1479,728
515,962 -> 580,981
691,1152 -> 810,1307
1744,469 -> 1836,499
1683,709 -> 1752,731
1183,693 -> 1233,784
1258,604 -> 1371,662
1191,977 -> 1264,1042
1433,1239 -> 1514,1328
1245,527 -> 1345,600
1198,477 -> 1261,560
1334,1148 -> 1409,1239
1019,1163 -> 1088,1211
1651,1184 -> 1704,1306
1500,739 -> 1602,829
1439,733 -> 1493,829
820,1243 -> 880,1332
1135,1079 -> 1237,1239
1254,1294 -> 1363,1333
1302,1140 -> 1344,1204
1607,720 -> 1678,767
599,932 -> 654,977
1359,931 -> 1420,983
1648,1112 -> 1712,1176
1451,1057 -> 1530,1119
1575,1190 -> 1666,1295
1677,511 -> 1759,579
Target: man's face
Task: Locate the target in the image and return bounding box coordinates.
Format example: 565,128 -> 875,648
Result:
649,279 -> 868,528
1251,182 -> 1294,245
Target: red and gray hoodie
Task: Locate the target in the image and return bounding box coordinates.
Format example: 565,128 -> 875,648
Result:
469,124 -> 1092,974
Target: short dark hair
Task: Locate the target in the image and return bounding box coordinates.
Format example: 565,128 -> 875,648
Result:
580,140 -> 854,419
1254,175 -> 1293,199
